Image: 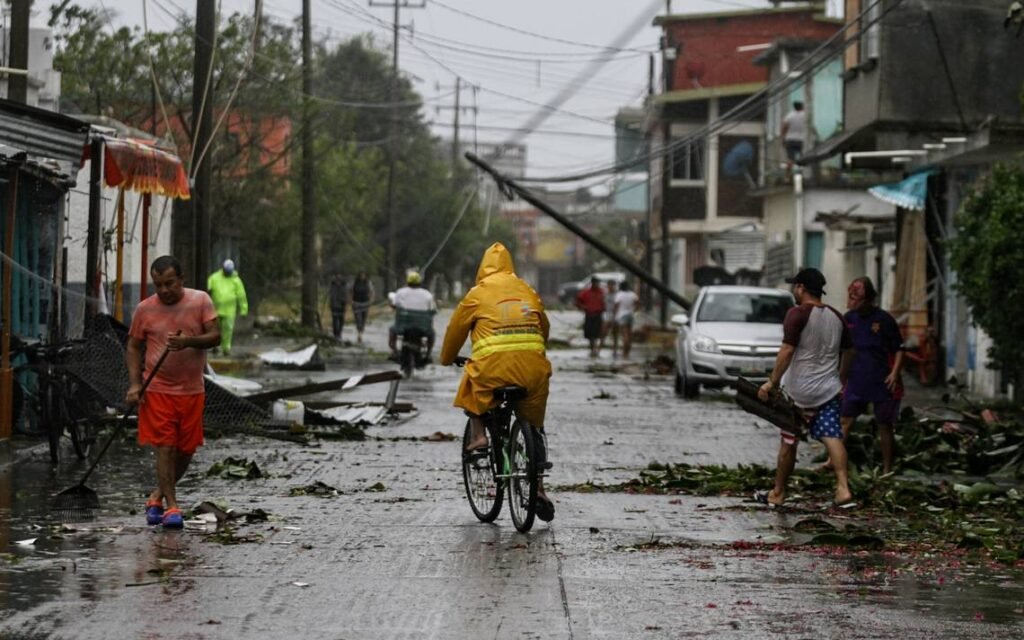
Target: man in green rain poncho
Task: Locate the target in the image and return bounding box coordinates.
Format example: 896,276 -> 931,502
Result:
207,259 -> 248,356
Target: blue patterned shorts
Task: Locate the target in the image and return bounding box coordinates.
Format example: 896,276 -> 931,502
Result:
807,395 -> 843,441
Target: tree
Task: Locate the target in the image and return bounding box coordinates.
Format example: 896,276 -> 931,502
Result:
947,163 -> 1024,397
50,4 -> 514,313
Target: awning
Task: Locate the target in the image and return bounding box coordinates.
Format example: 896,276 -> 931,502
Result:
0,98 -> 90,183
868,170 -> 936,211
82,136 -> 191,200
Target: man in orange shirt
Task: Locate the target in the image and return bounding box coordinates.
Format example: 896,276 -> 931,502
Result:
126,256 -> 220,528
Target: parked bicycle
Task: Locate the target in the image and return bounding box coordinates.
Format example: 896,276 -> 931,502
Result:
12,338 -> 107,464
454,357 -> 552,533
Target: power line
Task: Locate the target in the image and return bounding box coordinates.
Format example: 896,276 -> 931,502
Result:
429,0 -> 655,53
515,0 -> 905,184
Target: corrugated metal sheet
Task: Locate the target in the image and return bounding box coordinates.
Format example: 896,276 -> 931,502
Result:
0,98 -> 90,179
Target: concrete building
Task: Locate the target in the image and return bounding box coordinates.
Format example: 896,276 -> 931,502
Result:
801,0 -> 1024,397
751,35 -> 897,303
0,27 -> 62,112
648,3 -> 841,304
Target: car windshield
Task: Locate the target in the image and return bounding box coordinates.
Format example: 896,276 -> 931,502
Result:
696,293 -> 792,324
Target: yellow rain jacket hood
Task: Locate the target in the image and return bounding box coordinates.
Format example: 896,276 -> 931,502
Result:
440,243 -> 552,425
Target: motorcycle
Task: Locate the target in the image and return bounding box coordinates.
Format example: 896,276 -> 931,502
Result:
399,326 -> 431,378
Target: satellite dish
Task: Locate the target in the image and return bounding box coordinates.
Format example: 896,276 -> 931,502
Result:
722,140 -> 755,178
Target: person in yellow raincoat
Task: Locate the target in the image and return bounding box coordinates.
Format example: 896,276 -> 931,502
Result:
440,242 -> 555,521
207,259 -> 248,356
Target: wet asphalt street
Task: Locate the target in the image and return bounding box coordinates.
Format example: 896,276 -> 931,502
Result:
1,310 -> 1023,639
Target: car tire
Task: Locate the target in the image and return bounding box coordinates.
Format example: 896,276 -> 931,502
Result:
674,369 -> 700,399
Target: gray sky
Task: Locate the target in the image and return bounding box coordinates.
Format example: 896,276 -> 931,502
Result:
84,0 -> 841,186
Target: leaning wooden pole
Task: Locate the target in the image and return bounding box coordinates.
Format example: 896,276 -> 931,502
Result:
1,168 -> 20,440
464,152 -> 691,311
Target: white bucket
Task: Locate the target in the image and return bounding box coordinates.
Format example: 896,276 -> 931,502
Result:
272,400 -> 305,425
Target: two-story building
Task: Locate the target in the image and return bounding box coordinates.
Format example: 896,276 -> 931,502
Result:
649,3 -> 841,307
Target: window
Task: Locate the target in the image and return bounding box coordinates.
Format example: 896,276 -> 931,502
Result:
805,231 -> 824,270
696,293 -> 794,324
670,138 -> 705,183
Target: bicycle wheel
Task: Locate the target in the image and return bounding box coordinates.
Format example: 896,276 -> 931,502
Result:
507,419 -> 538,533
41,380 -> 61,465
66,381 -> 98,460
462,419 -> 503,522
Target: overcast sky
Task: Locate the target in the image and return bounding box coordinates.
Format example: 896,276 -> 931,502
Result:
77,0 -> 842,187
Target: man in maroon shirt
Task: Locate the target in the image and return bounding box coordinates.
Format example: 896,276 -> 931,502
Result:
756,268 -> 855,509
575,277 -> 605,358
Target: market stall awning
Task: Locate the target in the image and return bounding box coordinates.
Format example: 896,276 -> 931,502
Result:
868,170 -> 936,211
83,136 -> 190,200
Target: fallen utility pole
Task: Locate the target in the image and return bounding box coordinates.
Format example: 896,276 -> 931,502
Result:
465,152 -> 690,312
245,370 -> 402,405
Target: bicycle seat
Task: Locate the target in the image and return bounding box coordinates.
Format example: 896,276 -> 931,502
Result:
493,386 -> 527,402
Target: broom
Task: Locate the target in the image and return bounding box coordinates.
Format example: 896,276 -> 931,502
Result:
54,340 -> 175,511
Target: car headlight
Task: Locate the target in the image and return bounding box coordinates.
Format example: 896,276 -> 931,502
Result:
691,335 -> 719,353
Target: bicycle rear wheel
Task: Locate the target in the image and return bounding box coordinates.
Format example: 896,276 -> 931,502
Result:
507,419 -> 538,533
66,382 -> 100,460
462,419 -> 503,522
41,381 -> 61,465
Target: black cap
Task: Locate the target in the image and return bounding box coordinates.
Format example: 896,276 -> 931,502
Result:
785,267 -> 826,296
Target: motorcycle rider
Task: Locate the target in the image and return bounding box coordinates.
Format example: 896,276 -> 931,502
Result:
389,270 -> 437,361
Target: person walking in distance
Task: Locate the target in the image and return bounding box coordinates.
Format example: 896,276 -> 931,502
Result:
575,277 -> 605,358
351,271 -> 374,344
755,268 -> 856,509
612,281 -> 640,359
206,259 -> 248,356
328,273 -> 348,342
599,280 -> 618,352
127,256 -> 220,529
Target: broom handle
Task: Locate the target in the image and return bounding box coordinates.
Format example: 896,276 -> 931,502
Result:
75,336 -> 178,487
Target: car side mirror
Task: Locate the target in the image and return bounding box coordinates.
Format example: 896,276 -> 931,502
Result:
670,313 -> 689,327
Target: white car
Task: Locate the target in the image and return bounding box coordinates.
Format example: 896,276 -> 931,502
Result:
672,285 -> 794,399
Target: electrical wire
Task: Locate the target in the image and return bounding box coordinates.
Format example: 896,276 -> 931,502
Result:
513,0 -> 905,184
429,0 -> 655,53
192,0 -> 264,178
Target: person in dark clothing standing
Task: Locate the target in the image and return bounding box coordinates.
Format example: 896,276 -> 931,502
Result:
840,276 -> 905,474
351,271 -> 374,344
328,274 -> 348,341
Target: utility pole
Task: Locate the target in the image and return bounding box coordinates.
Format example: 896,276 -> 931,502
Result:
192,0 -> 215,289
644,53 -> 655,313
435,77 -> 476,171
300,0 -> 317,327
8,0 -> 28,104
370,0 -> 425,290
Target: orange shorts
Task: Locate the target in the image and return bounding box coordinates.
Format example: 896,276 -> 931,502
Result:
138,391 -> 205,455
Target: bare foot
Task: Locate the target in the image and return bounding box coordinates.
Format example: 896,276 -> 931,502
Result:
817,460 -> 835,472
833,490 -> 854,505
464,436 -> 488,451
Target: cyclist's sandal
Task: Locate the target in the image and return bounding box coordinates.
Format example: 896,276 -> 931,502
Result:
535,495 -> 555,522
161,508 -> 184,529
145,500 -> 165,526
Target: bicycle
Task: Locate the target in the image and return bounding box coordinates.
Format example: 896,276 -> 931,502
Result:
12,339 -> 106,464
454,357 -> 552,533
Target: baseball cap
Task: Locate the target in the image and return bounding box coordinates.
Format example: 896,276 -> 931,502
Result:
785,267 -> 826,295
223,259 -> 235,273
